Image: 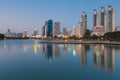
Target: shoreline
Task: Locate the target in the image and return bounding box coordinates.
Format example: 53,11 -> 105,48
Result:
39,40 -> 120,45
1,39 -> 120,45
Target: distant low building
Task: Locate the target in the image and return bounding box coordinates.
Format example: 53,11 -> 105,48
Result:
63,27 -> 67,35
91,25 -> 104,36
116,25 -> 120,31
4,29 -> 12,37
17,33 -> 22,38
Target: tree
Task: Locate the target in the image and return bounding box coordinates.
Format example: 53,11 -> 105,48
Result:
103,31 -> 120,41
91,35 -> 98,39
83,29 -> 91,39
0,33 -> 5,39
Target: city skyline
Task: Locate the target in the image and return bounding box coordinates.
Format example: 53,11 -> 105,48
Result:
0,0 -> 120,34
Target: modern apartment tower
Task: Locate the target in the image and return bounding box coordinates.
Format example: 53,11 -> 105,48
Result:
80,12 -> 87,36
100,7 -> 106,32
71,12 -> 87,37
93,9 -> 98,29
106,6 -> 115,33
92,5 -> 115,34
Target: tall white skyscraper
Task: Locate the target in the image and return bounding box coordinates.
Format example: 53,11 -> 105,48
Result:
92,6 -> 115,34
80,12 -> 87,36
100,7 -> 106,32
53,22 -> 60,37
106,6 -> 115,33
70,12 -> 87,37
93,9 -> 98,29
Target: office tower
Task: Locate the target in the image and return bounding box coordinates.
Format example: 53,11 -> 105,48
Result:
53,22 -> 60,37
42,25 -> 45,37
76,22 -> 83,37
116,25 -> 120,31
106,5 -> 115,33
42,20 -> 53,38
44,21 -> 48,37
22,30 -> 28,38
32,28 -> 38,37
63,27 -> 67,35
71,12 -> 88,37
71,22 -> 83,37
47,19 -> 53,37
80,12 -> 87,36
4,29 -> 12,37
100,7 -> 106,32
93,9 -> 98,29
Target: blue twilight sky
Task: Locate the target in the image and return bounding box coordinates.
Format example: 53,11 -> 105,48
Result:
0,0 -> 120,35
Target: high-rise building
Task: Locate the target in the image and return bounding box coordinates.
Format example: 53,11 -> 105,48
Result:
106,5 -> 115,33
80,12 -> 87,36
71,22 -> 83,37
116,25 -> 120,31
4,29 -> 12,37
100,7 -> 106,32
76,22 -> 83,37
63,27 -> 67,35
42,20 -> 53,38
93,9 -> 98,29
22,30 -> 28,38
53,22 -> 60,37
47,19 -> 53,37
32,28 -> 38,37
92,6 -> 115,34
44,21 -> 48,37
70,12 -> 87,37
71,25 -> 76,36
42,25 -> 45,37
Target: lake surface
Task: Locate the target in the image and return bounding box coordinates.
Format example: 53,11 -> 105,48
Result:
0,40 -> 120,80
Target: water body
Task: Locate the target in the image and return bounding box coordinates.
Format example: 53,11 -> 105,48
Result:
0,40 -> 120,80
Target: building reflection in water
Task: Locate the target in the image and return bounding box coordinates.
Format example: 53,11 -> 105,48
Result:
65,44 -> 115,72
0,40 -> 116,72
63,44 -> 68,53
41,44 -> 60,61
0,41 -> 16,52
33,40 -> 38,54
92,44 -> 115,72
72,44 -> 89,67
21,44 -> 29,52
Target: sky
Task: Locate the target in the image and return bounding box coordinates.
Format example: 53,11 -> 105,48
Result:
0,0 -> 120,35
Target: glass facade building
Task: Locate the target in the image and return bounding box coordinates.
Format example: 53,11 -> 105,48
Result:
47,20 -> 53,37
42,20 -> 53,37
